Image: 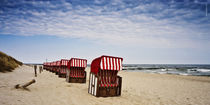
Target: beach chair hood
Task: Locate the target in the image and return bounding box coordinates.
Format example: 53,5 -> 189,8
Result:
60,59 -> 69,66
67,58 -> 87,69
91,55 -> 123,74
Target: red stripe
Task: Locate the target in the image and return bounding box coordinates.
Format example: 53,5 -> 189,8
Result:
101,57 -> 104,70
76,59 -> 78,67
76,59 -> 77,67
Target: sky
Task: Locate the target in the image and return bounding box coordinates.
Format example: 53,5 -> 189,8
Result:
0,0 -> 210,64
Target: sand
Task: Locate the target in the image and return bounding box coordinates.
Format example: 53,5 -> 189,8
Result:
0,65 -> 210,105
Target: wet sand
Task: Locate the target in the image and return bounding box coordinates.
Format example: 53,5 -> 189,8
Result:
0,65 -> 210,105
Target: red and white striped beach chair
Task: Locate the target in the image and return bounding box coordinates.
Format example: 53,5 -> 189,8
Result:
45,62 -> 50,71
66,58 -> 87,83
43,62 -> 46,70
46,62 -> 50,71
52,61 -> 57,73
55,61 -> 61,75
49,62 -> 53,72
58,59 -> 68,78
88,55 -> 123,97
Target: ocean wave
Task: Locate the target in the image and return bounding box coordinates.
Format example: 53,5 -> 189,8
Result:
123,64 -> 210,76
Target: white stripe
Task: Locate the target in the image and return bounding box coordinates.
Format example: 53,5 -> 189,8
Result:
113,58 -> 116,70
110,58 -> 113,70
74,59 -> 76,67
80,60 -> 81,67
81,60 -> 85,67
81,60 -> 83,67
119,59 -> 122,70
94,77 -> 97,96
83,60 -> 87,67
80,59 -> 82,67
72,59 -> 74,66
107,57 -> 109,70
78,59 -> 80,67
77,59 -> 79,67
103,57 -> 106,70
116,58 -> 119,70
100,59 -> 103,69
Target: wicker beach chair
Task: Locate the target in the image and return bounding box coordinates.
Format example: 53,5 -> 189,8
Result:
52,61 -> 57,73
58,59 -> 68,78
49,62 -> 53,72
88,55 -> 123,97
66,58 -> 87,83
55,61 -> 61,75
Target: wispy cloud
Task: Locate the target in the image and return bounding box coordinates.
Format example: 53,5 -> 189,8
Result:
0,0 -> 209,48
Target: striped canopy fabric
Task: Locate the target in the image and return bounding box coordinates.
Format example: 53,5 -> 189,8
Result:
60,59 -> 68,66
100,56 -> 123,70
68,58 -> 87,68
91,55 -> 123,74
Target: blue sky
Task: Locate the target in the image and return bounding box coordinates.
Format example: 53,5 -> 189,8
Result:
0,0 -> 210,64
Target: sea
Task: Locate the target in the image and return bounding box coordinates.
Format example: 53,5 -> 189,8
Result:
123,64 -> 210,76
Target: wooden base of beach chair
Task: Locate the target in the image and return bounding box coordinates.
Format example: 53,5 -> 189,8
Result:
98,87 -> 119,97
88,72 -> 122,97
68,77 -> 86,83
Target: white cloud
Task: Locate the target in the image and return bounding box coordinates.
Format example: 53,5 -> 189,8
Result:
0,0 -> 210,48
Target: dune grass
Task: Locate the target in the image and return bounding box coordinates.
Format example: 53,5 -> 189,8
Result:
0,51 -> 22,72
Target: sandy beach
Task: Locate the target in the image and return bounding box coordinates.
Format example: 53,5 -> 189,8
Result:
1,65 -> 210,105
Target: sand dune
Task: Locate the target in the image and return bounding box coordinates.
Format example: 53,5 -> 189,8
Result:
0,65 -> 210,105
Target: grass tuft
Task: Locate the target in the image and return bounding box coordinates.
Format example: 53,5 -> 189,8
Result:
0,51 -> 22,72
